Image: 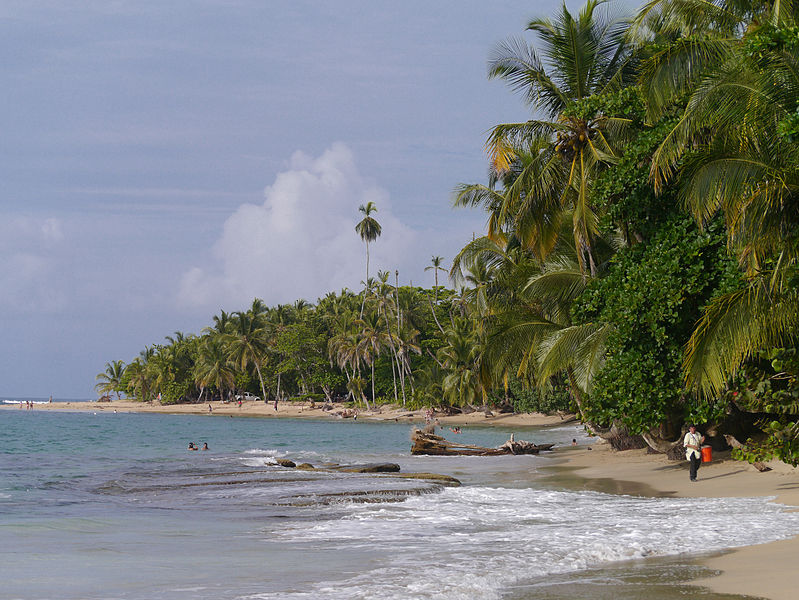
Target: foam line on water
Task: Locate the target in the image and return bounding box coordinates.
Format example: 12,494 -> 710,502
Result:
244,486 -> 799,600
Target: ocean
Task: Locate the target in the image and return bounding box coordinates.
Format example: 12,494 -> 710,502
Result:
2,406 -> 798,600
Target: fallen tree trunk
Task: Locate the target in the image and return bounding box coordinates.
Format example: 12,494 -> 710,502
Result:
410,429 -> 554,456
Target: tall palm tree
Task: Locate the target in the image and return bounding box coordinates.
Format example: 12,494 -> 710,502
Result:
357,310 -> 386,407
438,317 -> 483,407
424,256 -> 447,303
328,312 -> 365,402
124,360 -> 153,403
373,273 -> 401,403
224,311 -> 271,402
194,337 -> 236,402
481,0 -> 635,275
95,360 -> 126,400
355,201 -> 382,314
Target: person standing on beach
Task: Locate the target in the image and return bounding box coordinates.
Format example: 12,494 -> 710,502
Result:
683,424 -> 705,482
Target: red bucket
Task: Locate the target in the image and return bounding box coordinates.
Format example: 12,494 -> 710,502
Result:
701,445 -> 712,463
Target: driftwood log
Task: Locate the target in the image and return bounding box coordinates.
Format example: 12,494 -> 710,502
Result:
411,429 -> 554,456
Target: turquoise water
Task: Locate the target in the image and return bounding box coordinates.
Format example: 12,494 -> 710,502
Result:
2,409 -> 798,599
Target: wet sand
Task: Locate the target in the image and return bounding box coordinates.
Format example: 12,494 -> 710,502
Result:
553,442 -> 799,600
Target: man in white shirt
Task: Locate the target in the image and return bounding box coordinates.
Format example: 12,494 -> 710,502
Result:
683,424 -> 705,482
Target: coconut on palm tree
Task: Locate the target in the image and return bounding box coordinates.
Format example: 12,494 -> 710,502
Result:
481,0 -> 636,275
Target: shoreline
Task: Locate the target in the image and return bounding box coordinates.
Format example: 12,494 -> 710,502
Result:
8,399 -> 799,599
1,398 -> 569,428
553,442 -> 799,600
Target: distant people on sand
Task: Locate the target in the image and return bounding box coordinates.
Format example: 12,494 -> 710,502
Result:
572,438 -> 578,446
683,424 -> 705,482
208,404 -> 213,413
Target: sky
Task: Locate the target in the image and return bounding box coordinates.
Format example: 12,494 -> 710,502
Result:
1,0 -> 637,398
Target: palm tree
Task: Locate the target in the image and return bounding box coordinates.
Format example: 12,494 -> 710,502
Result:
95,360 -> 126,400
206,310 -> 233,335
478,0 -> 632,275
224,311 -> 271,402
424,256 -> 447,303
355,201 -> 382,314
632,0 -> 784,123
637,0 -> 799,395
438,317 -> 483,407
194,337 -> 236,402
328,312 -> 365,403
124,360 -> 153,403
346,376 -> 369,410
480,0 -> 635,275
373,273 -> 401,403
357,310 -> 386,407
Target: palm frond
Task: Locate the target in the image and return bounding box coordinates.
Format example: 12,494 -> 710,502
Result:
537,322 -> 614,391
684,280 -> 799,397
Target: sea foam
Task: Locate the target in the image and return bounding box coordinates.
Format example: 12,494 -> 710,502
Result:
246,486 -> 799,600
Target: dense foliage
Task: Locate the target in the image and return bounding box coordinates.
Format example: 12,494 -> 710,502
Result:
99,0 -> 799,464
575,216 -> 741,432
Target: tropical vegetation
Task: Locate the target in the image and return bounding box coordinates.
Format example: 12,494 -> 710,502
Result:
99,0 -> 799,465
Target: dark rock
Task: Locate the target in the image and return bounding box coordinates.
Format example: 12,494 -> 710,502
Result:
396,472 -> 461,486
331,463 -> 401,473
276,459 -> 296,468
296,463 -> 315,470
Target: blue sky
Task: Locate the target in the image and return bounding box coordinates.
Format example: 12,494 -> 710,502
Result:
1,0 -> 636,398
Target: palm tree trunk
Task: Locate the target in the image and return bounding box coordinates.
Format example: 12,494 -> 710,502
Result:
360,241 -> 370,318
395,270 -> 407,405
343,365 -> 355,402
428,295 -> 446,335
254,362 -> 267,404
380,303 -> 399,403
370,360 -> 376,407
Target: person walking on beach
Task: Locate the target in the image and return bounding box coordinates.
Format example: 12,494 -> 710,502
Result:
683,424 -> 705,481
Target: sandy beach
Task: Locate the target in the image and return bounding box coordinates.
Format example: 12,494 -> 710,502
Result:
10,399 -> 799,599
9,398 -> 568,428
559,442 -> 799,600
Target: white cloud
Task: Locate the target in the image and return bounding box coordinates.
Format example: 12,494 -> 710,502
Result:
0,216 -> 67,312
178,143 -> 420,309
